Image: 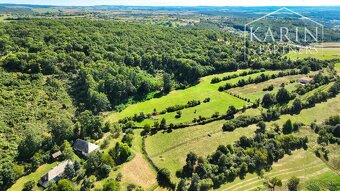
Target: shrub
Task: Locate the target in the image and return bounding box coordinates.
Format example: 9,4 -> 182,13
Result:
23,180 -> 35,191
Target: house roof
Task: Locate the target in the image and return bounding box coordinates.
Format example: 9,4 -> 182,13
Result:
41,160 -> 72,182
299,77 -> 312,82
73,139 -> 99,154
52,151 -> 62,159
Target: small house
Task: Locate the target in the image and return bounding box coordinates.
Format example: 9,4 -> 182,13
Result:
51,151 -> 62,160
299,77 -> 312,85
73,139 -> 99,157
38,160 -> 72,188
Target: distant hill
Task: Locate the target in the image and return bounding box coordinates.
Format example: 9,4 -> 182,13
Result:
0,6 -> 33,14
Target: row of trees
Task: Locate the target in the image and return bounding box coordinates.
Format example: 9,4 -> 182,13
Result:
210,70 -> 261,84
281,78 -> 340,114
178,121 -> 308,189
218,69 -> 302,91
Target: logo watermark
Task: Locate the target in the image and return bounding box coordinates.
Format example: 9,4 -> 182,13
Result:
243,7 -> 324,60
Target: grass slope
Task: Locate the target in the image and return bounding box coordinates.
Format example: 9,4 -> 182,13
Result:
107,70 -> 281,126
228,74 -> 305,102
145,109 -> 261,180
286,43 -> 340,60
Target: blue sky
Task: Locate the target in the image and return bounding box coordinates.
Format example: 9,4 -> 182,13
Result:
0,0 -> 339,6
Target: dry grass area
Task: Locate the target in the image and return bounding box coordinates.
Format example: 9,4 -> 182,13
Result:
120,129 -> 158,190
120,152 -> 157,189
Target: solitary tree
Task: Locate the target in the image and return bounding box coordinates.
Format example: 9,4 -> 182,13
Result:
157,168 -> 172,188
160,118 -> 167,129
276,88 -> 291,104
264,177 -> 282,191
163,73 -> 172,93
226,105 -> 237,116
287,176 -> 300,191
283,119 -> 293,134
176,179 -> 187,191
22,180 -> 35,191
188,174 -> 200,191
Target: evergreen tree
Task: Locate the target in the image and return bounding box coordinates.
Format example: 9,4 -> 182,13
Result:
64,163 -> 75,179
283,119 -> 293,134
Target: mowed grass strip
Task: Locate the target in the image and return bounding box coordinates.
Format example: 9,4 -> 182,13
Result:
107,70 -> 281,126
145,118 -> 258,180
120,129 -> 157,190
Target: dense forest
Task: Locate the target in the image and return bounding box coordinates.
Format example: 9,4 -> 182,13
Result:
0,18 -> 297,115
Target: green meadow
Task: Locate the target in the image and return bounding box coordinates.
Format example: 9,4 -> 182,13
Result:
145,119 -> 258,180
287,46 -> 340,60
107,70 -> 282,126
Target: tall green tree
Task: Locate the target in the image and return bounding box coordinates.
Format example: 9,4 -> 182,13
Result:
276,88 -> 291,104
79,110 -> 103,140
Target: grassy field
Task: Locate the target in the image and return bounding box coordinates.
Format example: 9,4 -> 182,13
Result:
336,62 -> 340,74
286,43 -> 340,60
144,90 -> 340,184
8,162 -> 57,191
272,94 -> 340,126
218,122 -> 340,191
106,70 -> 282,126
228,74 -> 305,102
145,109 -> 261,180
218,149 -> 338,191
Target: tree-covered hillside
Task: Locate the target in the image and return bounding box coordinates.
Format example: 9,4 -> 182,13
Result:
0,19 -> 267,113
